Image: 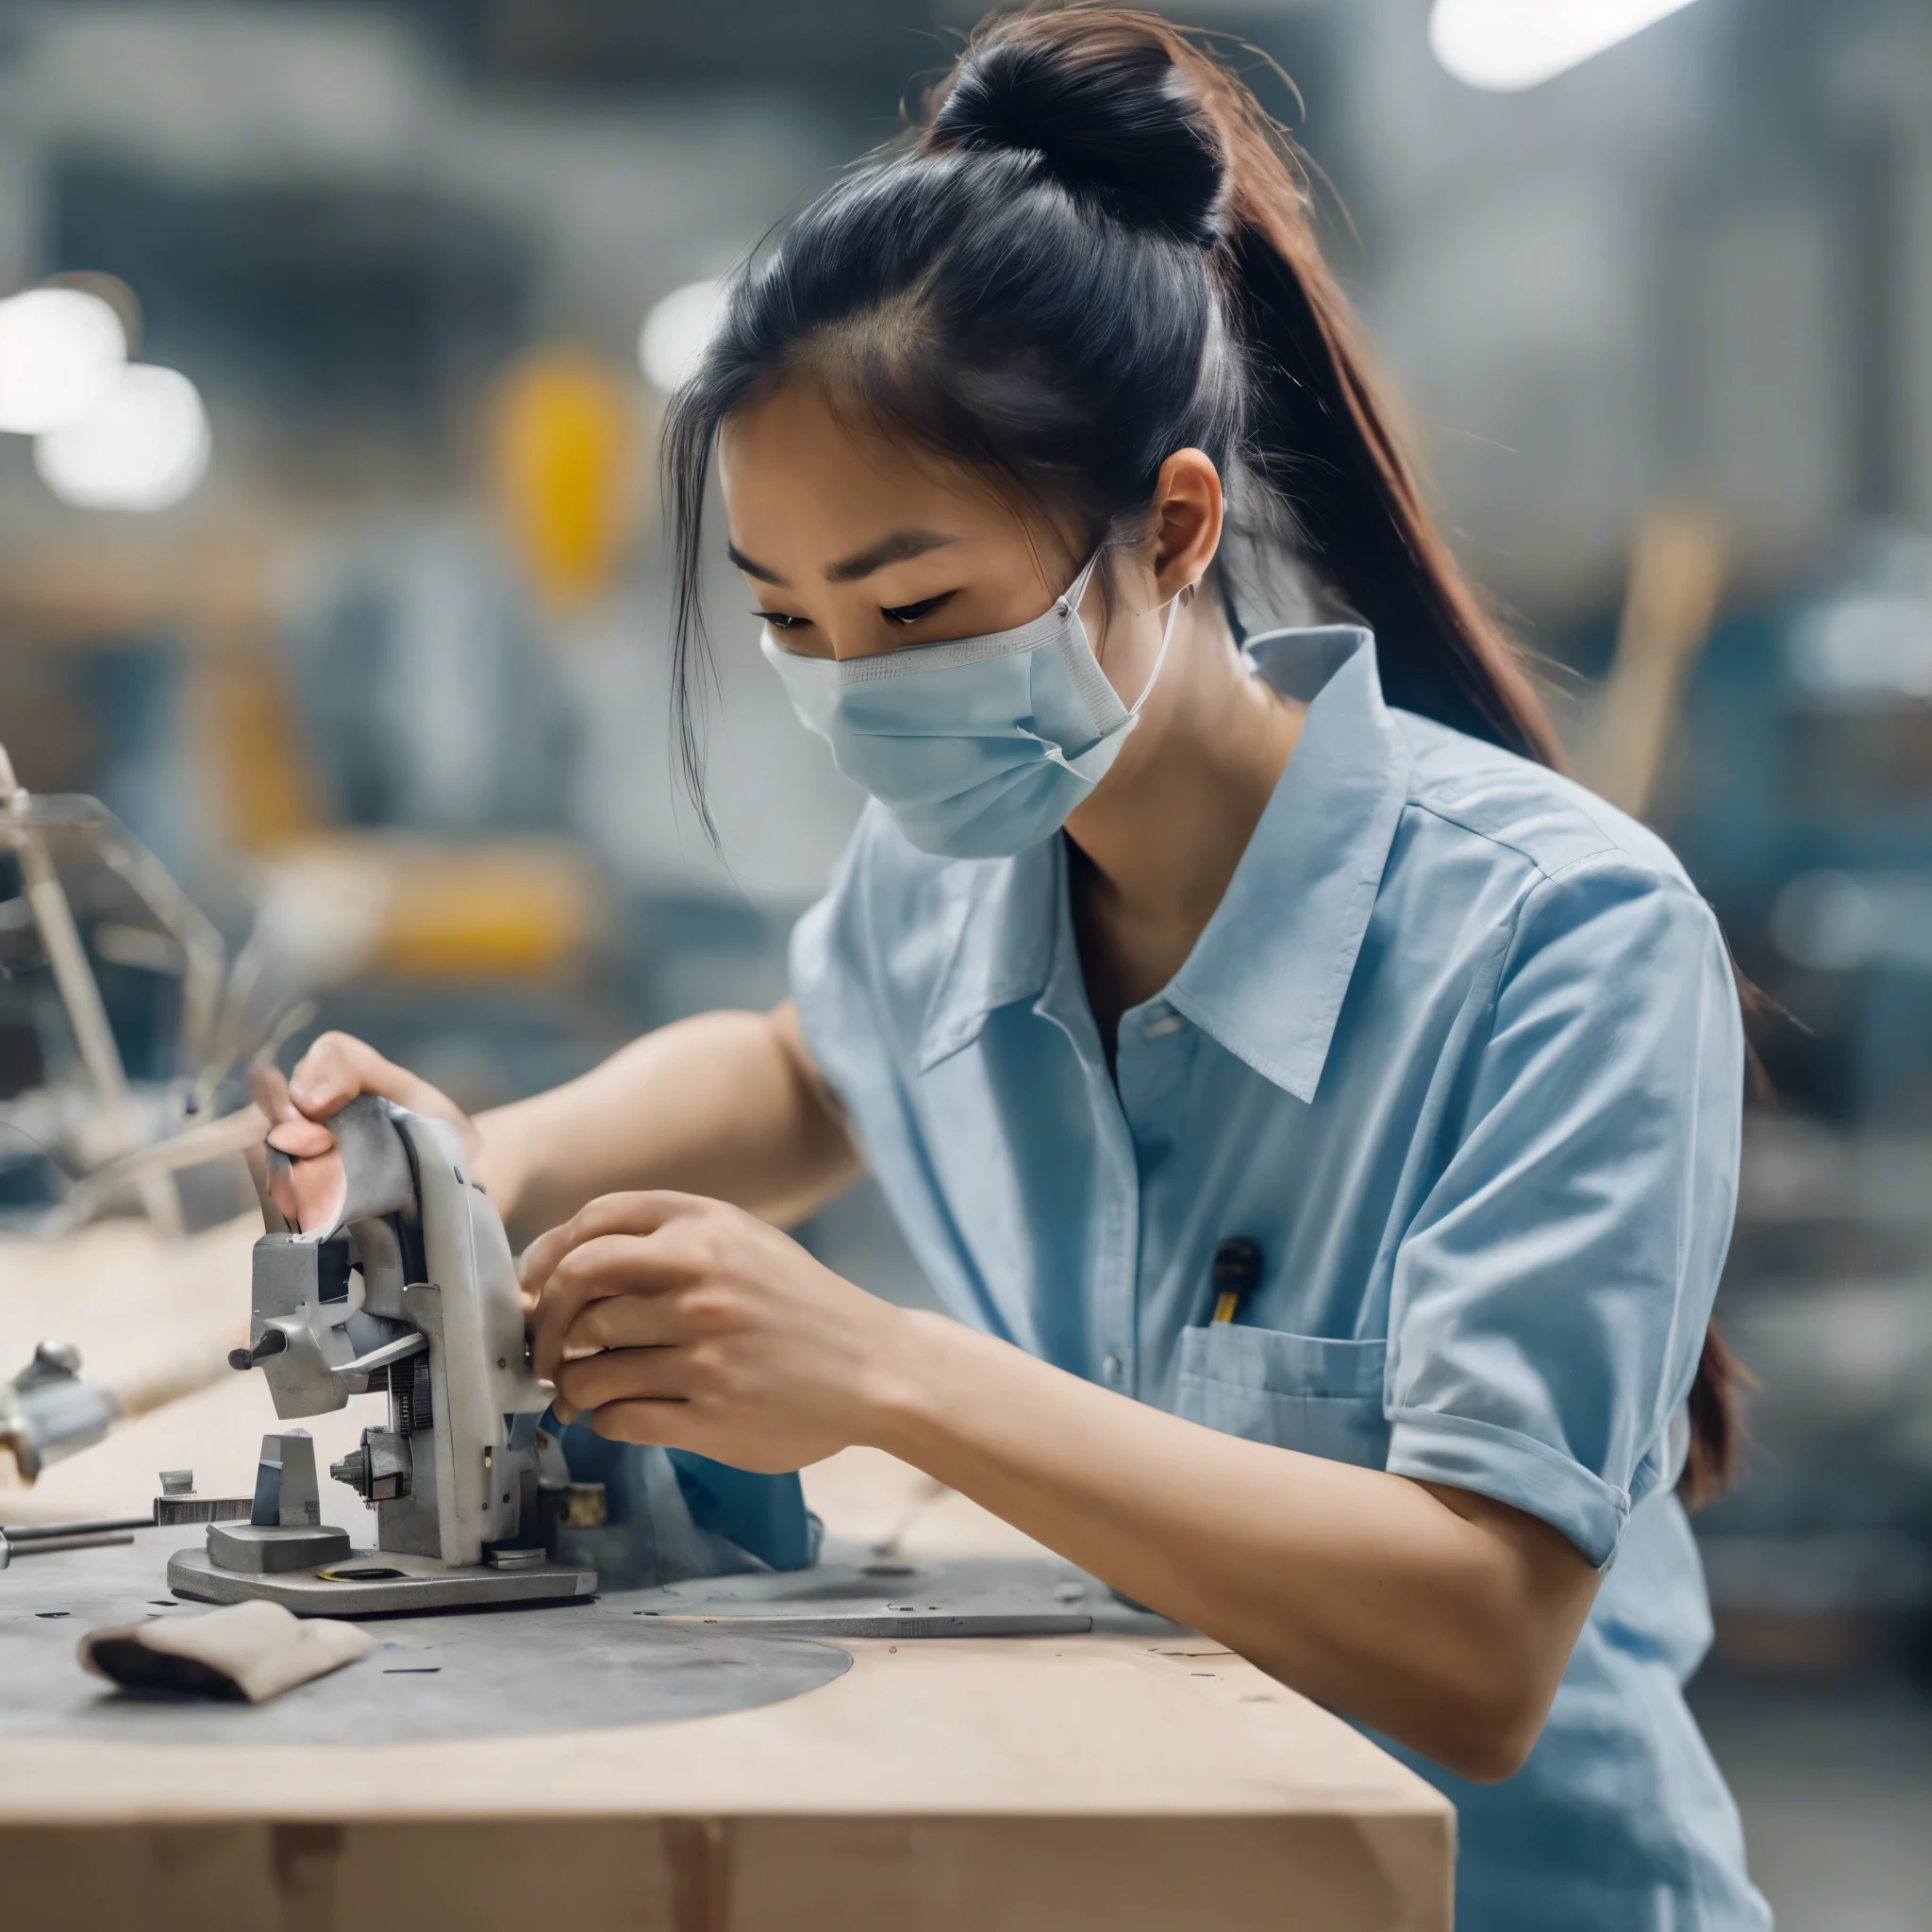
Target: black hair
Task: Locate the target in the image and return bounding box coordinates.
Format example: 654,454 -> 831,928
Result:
660,3 -> 1742,1501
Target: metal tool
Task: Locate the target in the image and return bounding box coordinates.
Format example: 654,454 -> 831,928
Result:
0,1341 -> 119,1481
0,1531 -> 135,1567
0,1516 -> 148,1570
168,1095 -> 593,1613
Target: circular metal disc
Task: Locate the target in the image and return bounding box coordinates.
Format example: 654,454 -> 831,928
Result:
0,1537 -> 851,1745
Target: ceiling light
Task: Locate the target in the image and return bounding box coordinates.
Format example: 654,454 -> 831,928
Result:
639,279 -> 728,396
1429,0 -> 1701,92
0,286 -> 127,434
34,364 -> 211,512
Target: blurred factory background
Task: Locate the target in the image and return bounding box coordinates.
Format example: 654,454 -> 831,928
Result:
0,2 -> 1929,1921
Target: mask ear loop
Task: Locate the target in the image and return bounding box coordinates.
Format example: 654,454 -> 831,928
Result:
1056,545 -> 1107,617
1124,580 -> 1193,718
1063,546 -> 1192,718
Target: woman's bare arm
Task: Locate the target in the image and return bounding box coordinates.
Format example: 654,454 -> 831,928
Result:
522,1191 -> 1604,1785
286,1001 -> 862,1239
874,1315 -> 1601,1782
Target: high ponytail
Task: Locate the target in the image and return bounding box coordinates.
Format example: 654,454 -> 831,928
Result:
663,2 -> 1741,1503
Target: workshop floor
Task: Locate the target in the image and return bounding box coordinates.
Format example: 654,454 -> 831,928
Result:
1690,1664 -> 1932,1930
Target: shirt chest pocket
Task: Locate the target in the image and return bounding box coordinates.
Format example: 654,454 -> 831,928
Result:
1174,1325 -> 1391,1469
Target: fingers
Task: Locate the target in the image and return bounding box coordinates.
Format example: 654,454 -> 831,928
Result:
526,1224 -> 702,1382
248,1058 -> 336,1158
554,1344 -> 692,1416
519,1191 -> 709,1317
287,1032 -> 398,1120
588,1400 -> 691,1448
287,1031 -> 468,1131
265,1114 -> 337,1159
558,1287 -> 693,1357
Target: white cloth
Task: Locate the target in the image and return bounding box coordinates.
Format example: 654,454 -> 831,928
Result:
79,1598 -> 374,1703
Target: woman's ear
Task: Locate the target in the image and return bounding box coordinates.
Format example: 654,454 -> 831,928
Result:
1151,448 -> 1224,601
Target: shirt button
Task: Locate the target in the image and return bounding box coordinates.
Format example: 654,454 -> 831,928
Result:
1102,1355 -> 1122,1382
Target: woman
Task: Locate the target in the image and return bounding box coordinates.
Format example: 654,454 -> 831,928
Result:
282,11 -> 1768,1925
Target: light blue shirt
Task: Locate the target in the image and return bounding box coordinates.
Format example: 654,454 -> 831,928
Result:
791,625 -> 1770,1931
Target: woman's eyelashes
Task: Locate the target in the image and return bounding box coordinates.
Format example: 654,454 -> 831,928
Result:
757,591 -> 958,633
881,591 -> 957,627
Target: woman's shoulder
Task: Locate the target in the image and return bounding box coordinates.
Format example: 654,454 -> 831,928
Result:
1391,708 -> 1705,908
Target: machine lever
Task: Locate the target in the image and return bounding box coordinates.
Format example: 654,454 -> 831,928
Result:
226,1329 -> 289,1373
333,1332 -> 429,1382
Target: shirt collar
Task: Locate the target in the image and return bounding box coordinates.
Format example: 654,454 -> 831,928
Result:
916,834 -> 1061,1071
1167,625 -> 1411,1100
916,625 -> 1412,1096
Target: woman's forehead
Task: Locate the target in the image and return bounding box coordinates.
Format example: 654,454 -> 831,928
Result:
723,385 -> 972,510
720,385 -> 1057,573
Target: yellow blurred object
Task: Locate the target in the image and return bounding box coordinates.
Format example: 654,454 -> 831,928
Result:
258,834 -> 607,987
376,841 -> 603,980
196,655 -> 325,853
1590,505 -> 1727,822
488,347 -> 641,613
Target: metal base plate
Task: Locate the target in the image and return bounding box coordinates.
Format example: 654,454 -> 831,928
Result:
6,1533 -> 850,1745
169,1546 -> 596,1616
605,1550 -> 1133,1639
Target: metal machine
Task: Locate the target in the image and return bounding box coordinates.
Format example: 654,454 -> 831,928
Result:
168,1095 -> 594,1613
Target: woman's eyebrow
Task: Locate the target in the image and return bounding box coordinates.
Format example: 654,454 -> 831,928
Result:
824,528 -> 958,584
726,541 -> 787,585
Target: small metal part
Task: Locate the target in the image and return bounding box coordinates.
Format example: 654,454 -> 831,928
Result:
155,1494 -> 253,1527
331,1330 -> 427,1385
17,1341 -> 82,1385
0,1341 -> 120,1483
329,1428 -> 411,1504
205,1521 -> 353,1574
392,1354 -> 433,1435
557,1483 -> 608,1529
251,1428 -> 324,1528
227,1327 -> 290,1374
150,1468 -> 253,1527
485,1546 -> 545,1570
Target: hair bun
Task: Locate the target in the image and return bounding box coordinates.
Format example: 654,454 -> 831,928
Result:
927,21 -> 1225,247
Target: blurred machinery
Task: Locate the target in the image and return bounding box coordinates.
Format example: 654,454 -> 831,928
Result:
0,741 -> 224,1226
1672,529 -> 1932,1123
1653,531 -> 1932,1666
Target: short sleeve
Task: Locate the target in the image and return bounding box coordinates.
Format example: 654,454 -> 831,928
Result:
1382,858 -> 1743,1569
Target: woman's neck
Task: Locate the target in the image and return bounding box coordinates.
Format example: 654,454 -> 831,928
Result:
1064,599 -> 1305,1052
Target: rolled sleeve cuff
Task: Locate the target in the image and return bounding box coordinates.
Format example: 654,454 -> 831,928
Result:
1385,1407 -> 1631,1572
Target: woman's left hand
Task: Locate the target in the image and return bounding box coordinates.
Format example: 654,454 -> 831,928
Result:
520,1191 -> 917,1472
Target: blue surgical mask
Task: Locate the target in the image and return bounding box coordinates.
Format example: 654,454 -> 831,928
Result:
760,550 -> 1185,858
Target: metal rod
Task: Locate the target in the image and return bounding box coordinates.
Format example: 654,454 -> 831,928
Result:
0,1529 -> 135,1569
1,1516 -> 156,1541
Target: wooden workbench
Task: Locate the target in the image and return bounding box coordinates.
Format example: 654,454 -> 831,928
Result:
1,1220 -> 1454,1931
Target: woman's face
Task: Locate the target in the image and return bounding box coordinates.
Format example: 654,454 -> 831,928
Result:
719,380 -> 1093,665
